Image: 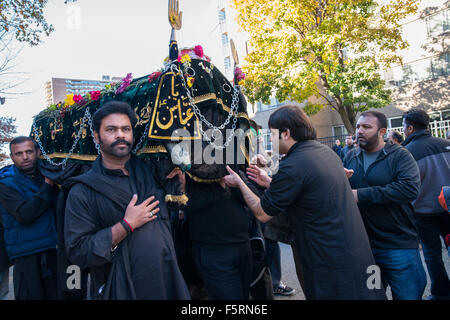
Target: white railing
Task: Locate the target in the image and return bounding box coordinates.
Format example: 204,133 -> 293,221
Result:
387,120 -> 450,139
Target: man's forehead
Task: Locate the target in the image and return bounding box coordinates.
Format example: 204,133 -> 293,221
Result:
101,113 -> 132,127
357,115 -> 378,125
11,141 -> 35,153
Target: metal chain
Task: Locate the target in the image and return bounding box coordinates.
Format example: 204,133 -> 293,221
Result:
132,120 -> 151,154
32,107 -> 92,167
169,63 -> 240,149
86,108 -> 101,155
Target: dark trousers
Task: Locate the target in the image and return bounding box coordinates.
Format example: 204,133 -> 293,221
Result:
192,241 -> 252,300
416,212 -> 450,299
265,239 -> 281,288
13,249 -> 57,300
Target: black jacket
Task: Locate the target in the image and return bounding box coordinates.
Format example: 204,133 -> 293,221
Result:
403,130 -> 450,215
260,140 -> 386,300
343,141 -> 421,249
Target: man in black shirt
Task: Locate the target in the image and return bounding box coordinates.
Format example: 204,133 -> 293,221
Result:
343,110 -> 427,300
223,105 -> 386,300
0,137 -> 58,299
183,174 -> 253,300
64,101 -> 190,299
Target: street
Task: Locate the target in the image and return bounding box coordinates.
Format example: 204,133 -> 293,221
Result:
2,242 -> 449,300
276,242 -> 450,300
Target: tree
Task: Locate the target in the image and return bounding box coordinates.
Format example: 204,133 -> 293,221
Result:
0,0 -> 55,46
0,116 -> 17,166
232,0 -> 419,133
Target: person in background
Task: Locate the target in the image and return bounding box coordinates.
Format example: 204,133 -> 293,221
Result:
332,139 -> 342,158
0,221 -> 10,299
387,131 -> 404,145
224,105 -> 386,300
340,134 -> 356,161
0,137 -> 58,300
344,110 -> 426,300
402,108 -> 450,300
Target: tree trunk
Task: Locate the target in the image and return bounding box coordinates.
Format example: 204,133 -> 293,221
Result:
335,103 -> 356,134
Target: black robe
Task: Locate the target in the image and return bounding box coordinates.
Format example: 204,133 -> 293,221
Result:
260,141 -> 387,300
64,155 -> 190,300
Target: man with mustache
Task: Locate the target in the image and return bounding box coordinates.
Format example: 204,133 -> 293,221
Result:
64,101 -> 190,299
0,136 -> 58,299
343,110 -> 427,300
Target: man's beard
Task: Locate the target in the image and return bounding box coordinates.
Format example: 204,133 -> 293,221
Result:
99,136 -> 133,158
357,131 -> 380,151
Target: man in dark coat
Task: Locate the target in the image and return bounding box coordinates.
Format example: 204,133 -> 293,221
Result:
223,105 -> 386,300
340,134 -> 355,161
0,137 -> 58,300
344,110 -> 426,300
64,101 -> 190,300
402,108 -> 450,300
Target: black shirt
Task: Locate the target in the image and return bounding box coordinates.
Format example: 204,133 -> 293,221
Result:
185,176 -> 250,245
259,140 -> 385,300
65,156 -> 190,299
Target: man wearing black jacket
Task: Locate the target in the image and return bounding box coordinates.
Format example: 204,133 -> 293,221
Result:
224,105 -> 386,300
343,110 -> 426,300
402,108 -> 450,300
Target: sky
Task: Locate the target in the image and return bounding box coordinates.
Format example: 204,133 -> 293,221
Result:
0,0 -> 227,136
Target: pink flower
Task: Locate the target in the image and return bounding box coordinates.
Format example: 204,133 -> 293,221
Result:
73,94 -> 83,103
234,67 -> 246,82
90,90 -> 101,101
116,73 -> 133,95
194,45 -> 204,58
177,55 -> 182,63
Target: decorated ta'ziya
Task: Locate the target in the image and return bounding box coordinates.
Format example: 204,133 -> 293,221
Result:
31,35 -> 253,183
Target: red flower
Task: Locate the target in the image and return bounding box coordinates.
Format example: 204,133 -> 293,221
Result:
194,45 -> 204,58
90,90 -> 101,101
148,72 -> 162,83
73,94 -> 83,103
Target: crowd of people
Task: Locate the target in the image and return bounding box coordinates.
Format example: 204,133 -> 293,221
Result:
0,102 -> 449,300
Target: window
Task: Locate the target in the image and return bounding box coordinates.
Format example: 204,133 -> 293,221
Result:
388,117 -> 403,129
224,57 -> 231,71
256,97 -> 280,112
431,52 -> 450,78
218,9 -> 226,22
425,9 -> 449,38
442,110 -> 450,121
264,133 -> 272,152
332,125 -> 347,137
221,33 -> 229,46
429,112 -> 441,122
385,53 -> 450,87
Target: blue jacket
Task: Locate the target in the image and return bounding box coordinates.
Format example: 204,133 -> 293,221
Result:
0,165 -> 57,260
403,130 -> 450,215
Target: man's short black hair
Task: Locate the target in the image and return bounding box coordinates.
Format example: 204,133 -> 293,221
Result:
9,136 -> 38,153
403,108 -> 429,131
360,110 -> 388,129
390,131 -> 404,143
92,101 -> 137,133
268,105 -> 316,141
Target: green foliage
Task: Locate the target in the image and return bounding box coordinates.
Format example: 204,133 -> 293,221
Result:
232,0 -> 418,132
